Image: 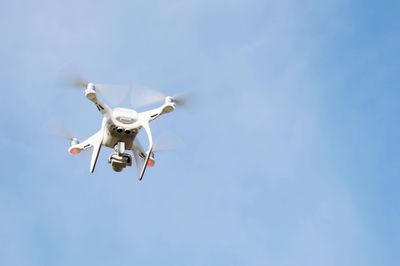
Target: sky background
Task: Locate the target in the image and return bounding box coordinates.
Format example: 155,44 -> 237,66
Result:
0,0 -> 399,265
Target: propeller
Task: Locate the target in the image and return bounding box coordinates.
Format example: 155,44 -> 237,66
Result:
46,121 -> 76,142
60,68 -> 194,109
73,77 -> 88,89
45,120 -> 92,157
153,132 -> 185,152
63,72 -> 130,106
130,86 -> 191,109
94,84 -> 130,106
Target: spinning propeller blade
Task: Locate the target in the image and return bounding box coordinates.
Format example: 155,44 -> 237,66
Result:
130,86 -> 165,108
67,74 -> 129,106
169,92 -> 192,108
45,121 -> 93,157
61,68 -> 193,108
73,77 -> 89,89
46,121 -> 75,141
95,84 -> 130,106
130,86 -> 192,109
153,132 -> 184,152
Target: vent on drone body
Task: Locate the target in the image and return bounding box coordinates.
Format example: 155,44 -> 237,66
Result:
110,125 -> 137,135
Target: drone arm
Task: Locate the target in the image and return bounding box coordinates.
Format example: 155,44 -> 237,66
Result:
138,99 -> 175,123
68,129 -> 104,173
85,86 -> 113,116
68,130 -> 103,154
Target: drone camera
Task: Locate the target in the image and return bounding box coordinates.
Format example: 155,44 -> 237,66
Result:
108,153 -> 132,172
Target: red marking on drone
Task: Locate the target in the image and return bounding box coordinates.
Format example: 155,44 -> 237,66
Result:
147,159 -> 155,167
70,148 -> 81,155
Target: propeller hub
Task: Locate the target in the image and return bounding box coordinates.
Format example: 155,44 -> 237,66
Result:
71,138 -> 79,146
87,83 -> 95,90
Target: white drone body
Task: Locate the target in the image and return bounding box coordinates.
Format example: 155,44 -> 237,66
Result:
68,83 -> 176,180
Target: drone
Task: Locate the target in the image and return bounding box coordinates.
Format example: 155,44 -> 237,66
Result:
66,81 -> 184,180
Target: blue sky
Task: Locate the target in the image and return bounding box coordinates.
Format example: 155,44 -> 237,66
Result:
0,0 -> 399,265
